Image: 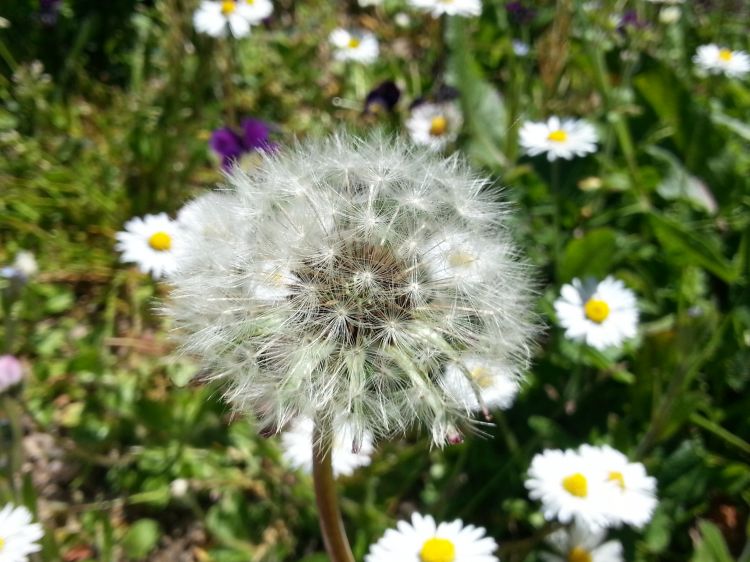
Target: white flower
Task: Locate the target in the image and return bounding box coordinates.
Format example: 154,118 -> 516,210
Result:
408,0 -> 482,18
406,101 -> 463,151
693,44 -> 750,78
365,512 -> 498,562
541,524 -> 623,562
0,356 -> 24,393
11,252 -> 38,279
236,0 -> 273,24
441,355 -> 519,413
578,445 -> 658,528
193,1 -> 251,38
329,28 -> 379,63
358,0 -> 383,6
512,40 -> 530,57
115,213 -> 181,279
658,6 -> 681,24
554,276 -> 638,350
519,117 -> 598,161
0,504 -> 44,562
165,133 -> 535,447
525,449 -> 615,530
280,416 -> 374,477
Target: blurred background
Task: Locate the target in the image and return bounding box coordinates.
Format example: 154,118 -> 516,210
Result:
1,0 -> 749,560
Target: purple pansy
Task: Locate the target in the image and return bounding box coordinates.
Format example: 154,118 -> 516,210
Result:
506,1 -> 535,24
39,0 -> 62,26
209,118 -> 276,171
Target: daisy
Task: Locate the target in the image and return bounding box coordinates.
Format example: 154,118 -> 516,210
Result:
329,28 -> 379,64
193,1 -> 251,38
0,355 -> 24,393
115,213 -> 181,279
578,445 -> 658,528
406,101 -> 463,151
441,355 -> 519,413
525,448 -> 614,530
541,524 -> 623,562
554,276 -> 638,351
365,512 -> 498,562
236,0 -> 273,24
280,417 -> 374,477
519,117 -> 598,161
408,0 -> 482,18
421,231 -> 503,286
693,44 -> 750,78
0,504 -> 44,562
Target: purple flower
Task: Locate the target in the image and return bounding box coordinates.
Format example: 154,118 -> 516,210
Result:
618,9 -> 647,32
0,356 -> 23,392
364,81 -> 401,115
241,118 -> 275,152
506,1 -> 535,24
210,118 -> 276,170
39,0 -> 61,26
210,127 -> 245,171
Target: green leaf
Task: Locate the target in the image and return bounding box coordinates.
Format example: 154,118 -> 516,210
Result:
648,213 -> 738,283
122,519 -> 161,560
558,228 -> 618,282
691,521 -> 734,562
647,146 -> 717,214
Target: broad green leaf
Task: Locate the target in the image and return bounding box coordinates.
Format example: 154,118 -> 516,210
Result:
122,519 -> 161,560
647,146 -> 717,214
648,213 -> 738,283
558,228 -> 618,282
691,521 -> 734,562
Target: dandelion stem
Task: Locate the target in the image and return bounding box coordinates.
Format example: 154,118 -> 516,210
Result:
312,420 -> 354,562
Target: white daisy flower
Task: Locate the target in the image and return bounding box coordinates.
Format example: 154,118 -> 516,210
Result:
525,449 -> 615,530
421,231 -> 505,287
406,101 -> 463,151
115,213 -> 181,279
442,355 -> 519,413
519,117 -> 598,161
0,504 -> 44,562
365,512 -> 498,562
541,524 -> 623,562
280,417 -> 374,477
193,0 -> 251,38
578,445 -> 658,528
408,0 -> 482,18
554,276 -> 638,351
329,28 -> 379,64
693,44 -> 750,78
236,0 -> 273,24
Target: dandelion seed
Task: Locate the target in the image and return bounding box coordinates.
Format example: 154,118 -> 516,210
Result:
0,504 -> 44,562
167,132 -> 535,447
365,512 -> 498,562
554,276 -> 638,351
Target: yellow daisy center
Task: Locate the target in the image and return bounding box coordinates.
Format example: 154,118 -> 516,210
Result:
584,298 -> 610,323
470,366 -> 494,388
0,536 -> 5,551
246,0 -> 255,3
221,1 -> 236,14
547,129 -> 568,143
429,115 -> 448,137
718,49 -> 733,62
568,546 -> 593,562
562,472 -> 588,498
420,537 -> 456,562
608,470 -> 626,490
148,231 -> 172,252
348,37 -> 361,49
448,250 -> 475,269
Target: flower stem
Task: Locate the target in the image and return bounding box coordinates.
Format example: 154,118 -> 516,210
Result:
312,421 -> 354,562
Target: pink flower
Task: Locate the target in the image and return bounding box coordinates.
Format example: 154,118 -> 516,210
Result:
0,355 -> 24,392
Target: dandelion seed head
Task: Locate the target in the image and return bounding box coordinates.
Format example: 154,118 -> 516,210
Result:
166,132 -> 536,446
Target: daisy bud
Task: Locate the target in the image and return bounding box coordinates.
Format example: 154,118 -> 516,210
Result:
166,132 -> 536,447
